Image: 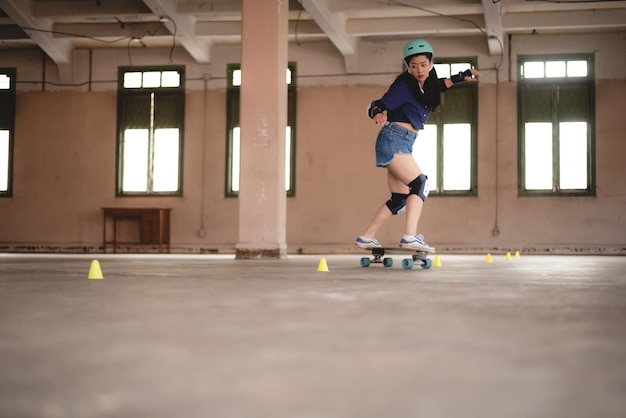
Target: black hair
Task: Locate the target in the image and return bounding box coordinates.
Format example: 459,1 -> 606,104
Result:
403,52 -> 433,67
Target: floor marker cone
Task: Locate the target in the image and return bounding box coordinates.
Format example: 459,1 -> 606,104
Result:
88,260 -> 104,280
506,252 -> 512,261
485,253 -> 493,264
317,257 -> 329,272
515,250 -> 521,259
433,255 -> 442,267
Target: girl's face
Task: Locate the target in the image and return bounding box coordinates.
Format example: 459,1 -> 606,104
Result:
407,55 -> 432,83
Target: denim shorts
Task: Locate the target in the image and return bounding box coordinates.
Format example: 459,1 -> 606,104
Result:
375,122 -> 417,167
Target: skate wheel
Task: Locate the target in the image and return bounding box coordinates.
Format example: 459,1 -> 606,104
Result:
360,257 -> 371,267
383,257 -> 393,267
402,258 -> 414,269
421,258 -> 433,269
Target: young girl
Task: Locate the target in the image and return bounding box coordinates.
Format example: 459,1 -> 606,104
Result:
356,39 -> 479,252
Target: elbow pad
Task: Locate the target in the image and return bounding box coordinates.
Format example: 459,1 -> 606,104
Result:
451,69 -> 473,84
367,100 -> 387,119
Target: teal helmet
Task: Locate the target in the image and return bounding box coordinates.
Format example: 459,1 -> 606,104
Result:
403,39 -> 434,65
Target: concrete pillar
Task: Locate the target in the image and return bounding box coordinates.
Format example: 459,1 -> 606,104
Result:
236,0 -> 288,259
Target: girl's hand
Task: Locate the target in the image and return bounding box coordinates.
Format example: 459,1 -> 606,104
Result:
374,112 -> 387,125
466,68 -> 481,81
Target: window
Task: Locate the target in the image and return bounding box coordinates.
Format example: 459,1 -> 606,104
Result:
518,55 -> 595,195
413,59 -> 478,195
116,66 -> 185,196
0,68 -> 16,197
226,63 -> 297,197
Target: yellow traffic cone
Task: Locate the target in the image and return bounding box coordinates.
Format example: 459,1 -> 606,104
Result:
317,257 -> 329,272
433,255 -> 442,267
88,260 -> 104,280
515,250 -> 521,259
485,253 -> 493,264
506,252 -> 512,261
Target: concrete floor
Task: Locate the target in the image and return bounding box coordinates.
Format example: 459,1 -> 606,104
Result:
0,253 -> 625,418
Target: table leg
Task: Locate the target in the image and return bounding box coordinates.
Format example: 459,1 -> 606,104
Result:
158,210 -> 164,253
113,216 -> 117,254
102,212 -> 106,253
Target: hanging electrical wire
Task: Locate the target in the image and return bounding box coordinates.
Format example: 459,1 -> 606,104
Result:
20,26 -> 134,45
168,19 -> 177,64
383,0 -> 504,71
294,0 -> 305,46
21,20 -> 172,67
48,20 -> 167,42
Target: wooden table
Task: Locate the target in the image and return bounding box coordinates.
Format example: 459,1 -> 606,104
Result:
102,207 -> 171,253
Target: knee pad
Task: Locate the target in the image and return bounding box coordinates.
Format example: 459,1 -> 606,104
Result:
386,193 -> 408,215
408,174 -> 430,201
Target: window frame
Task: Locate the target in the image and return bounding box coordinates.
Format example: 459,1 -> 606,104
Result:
225,62 -> 297,197
116,65 -> 186,197
517,54 -> 596,197
0,68 -> 16,198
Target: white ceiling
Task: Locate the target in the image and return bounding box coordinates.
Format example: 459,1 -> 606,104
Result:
0,0 -> 625,65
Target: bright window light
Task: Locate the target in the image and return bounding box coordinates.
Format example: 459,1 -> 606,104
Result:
231,126 -> 293,192
523,59 -> 588,79
233,69 -> 291,86
153,128 -> 180,192
123,72 -> 142,88
122,129 -> 149,192
125,71 -> 181,89
523,62 -> 545,78
285,126 -> 292,190
443,123 -> 471,190
142,71 -> 161,88
525,122 -> 553,190
451,63 -> 471,76
0,74 -> 10,90
546,61 -> 566,78
434,64 -> 450,78
232,70 -> 242,87
0,130 -> 8,191
231,127 -> 241,192
413,124 -> 438,191
161,71 -> 180,88
434,63 -> 471,79
559,122 -> 587,189
567,60 -> 588,77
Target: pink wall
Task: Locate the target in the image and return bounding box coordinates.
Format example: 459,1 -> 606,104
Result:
1,37 -> 625,255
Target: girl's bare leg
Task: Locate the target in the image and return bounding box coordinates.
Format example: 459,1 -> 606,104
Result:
386,154 -> 423,236
361,153 -> 424,238
360,202 -> 392,238
403,194 -> 423,236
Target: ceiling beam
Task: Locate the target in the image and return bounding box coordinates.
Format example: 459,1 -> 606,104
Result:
1,0 -> 623,60
301,0 -> 358,56
347,15 -> 484,38
341,3 -> 484,19
502,0 -> 626,14
142,0 -> 211,63
0,0 -> 72,64
176,0 -> 241,16
31,0 -> 152,18
481,0 -> 504,56
53,22 -> 171,40
503,9 -> 626,33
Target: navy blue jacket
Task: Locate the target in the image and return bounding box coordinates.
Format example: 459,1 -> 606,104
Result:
372,68 -> 448,130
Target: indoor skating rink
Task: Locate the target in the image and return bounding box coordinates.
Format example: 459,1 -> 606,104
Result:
1,253 -> 625,418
